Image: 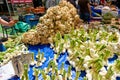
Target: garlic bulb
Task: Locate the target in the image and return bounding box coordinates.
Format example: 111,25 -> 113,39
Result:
21,30 -> 40,45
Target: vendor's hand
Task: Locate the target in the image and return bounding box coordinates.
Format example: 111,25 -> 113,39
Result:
8,20 -> 16,27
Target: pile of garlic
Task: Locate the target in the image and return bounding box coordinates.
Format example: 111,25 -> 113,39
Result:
22,29 -> 40,45
22,0 -> 82,45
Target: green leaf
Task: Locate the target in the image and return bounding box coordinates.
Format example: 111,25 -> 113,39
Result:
67,65 -> 72,77
41,70 -> 47,80
99,45 -> 106,51
58,43 -> 64,54
75,71 -> 80,80
70,40 -> 76,48
105,66 -> 114,79
64,34 -> 69,42
63,69 -> 66,78
56,32 -> 62,40
114,60 -> 120,73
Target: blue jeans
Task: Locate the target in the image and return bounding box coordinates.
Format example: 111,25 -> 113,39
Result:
0,40 -> 6,52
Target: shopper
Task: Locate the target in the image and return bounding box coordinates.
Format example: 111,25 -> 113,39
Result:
32,0 -> 43,8
116,0 -> 120,9
111,0 -> 117,6
100,0 -> 105,4
67,0 -> 77,8
78,0 -> 91,23
0,17 -> 15,52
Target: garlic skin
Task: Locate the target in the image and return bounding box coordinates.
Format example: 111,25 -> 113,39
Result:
58,75 -> 63,80
99,67 -> 107,76
69,61 -> 75,67
42,57 -> 46,63
49,68 -> 52,72
67,56 -> 70,61
46,75 -> 51,80
54,61 -> 58,65
75,67 -> 79,71
86,70 -> 92,80
101,40 -> 108,44
111,73 -> 117,80
36,62 -> 42,67
71,61 -> 75,67
30,61 -> 36,66
83,62 -> 89,69
68,76 -> 72,80
62,48 -> 66,53
67,49 -> 73,55
84,56 -> 91,61
44,67 -> 48,74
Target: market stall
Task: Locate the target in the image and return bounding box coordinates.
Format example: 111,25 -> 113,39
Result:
0,0 -> 120,80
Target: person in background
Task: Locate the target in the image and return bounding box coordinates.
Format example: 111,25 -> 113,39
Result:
0,17 -> 15,52
90,0 -> 99,6
45,0 -> 57,9
100,0 -> 105,4
32,0 -> 43,8
116,0 -> 120,9
111,0 -> 116,6
67,0 -> 77,8
78,0 -> 91,23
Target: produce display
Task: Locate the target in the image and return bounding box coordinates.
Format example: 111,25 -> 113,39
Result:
0,36 -> 28,66
21,29 -> 40,45
1,0 -> 120,80
4,35 -> 22,49
19,24 -> 120,80
52,25 -> 120,80
21,64 -> 29,80
102,12 -> 114,24
23,61 -> 81,80
22,0 -> 83,45
110,18 -> 120,30
0,44 -> 28,66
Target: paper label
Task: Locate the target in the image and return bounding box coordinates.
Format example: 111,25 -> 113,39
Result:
0,61 -> 15,80
12,53 -> 32,77
0,53 -> 32,80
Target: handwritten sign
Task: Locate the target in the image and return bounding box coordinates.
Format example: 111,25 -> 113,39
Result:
11,53 -> 32,77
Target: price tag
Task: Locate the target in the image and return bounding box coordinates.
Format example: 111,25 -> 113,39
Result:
0,61 -> 15,80
11,53 -> 32,77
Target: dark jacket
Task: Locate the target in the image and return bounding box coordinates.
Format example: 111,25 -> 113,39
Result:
32,0 -> 42,8
116,0 -> 120,8
78,0 -> 90,13
67,0 -> 77,8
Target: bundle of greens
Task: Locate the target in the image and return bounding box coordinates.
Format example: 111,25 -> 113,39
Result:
0,44 -> 28,66
4,35 -> 22,49
33,68 -> 40,80
21,64 -> 29,80
102,12 -> 114,24
52,26 -> 120,79
36,49 -> 46,67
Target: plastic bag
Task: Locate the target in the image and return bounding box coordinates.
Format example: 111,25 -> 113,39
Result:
15,21 -> 30,33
